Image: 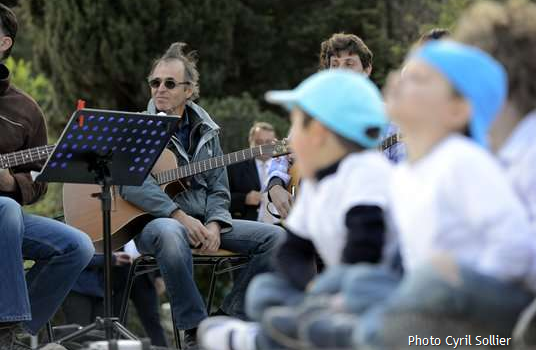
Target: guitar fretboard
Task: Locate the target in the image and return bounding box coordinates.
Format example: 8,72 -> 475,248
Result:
0,145 -> 55,169
380,133 -> 402,151
154,143 -> 279,185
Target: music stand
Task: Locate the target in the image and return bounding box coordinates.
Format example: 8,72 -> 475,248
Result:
36,108 -> 180,342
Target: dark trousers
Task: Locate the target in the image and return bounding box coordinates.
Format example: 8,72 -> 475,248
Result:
63,292 -> 103,327
113,266 -> 168,347
63,267 -> 167,347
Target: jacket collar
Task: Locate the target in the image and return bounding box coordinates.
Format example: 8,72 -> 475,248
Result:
146,98 -> 220,132
146,99 -> 220,161
0,63 -> 10,95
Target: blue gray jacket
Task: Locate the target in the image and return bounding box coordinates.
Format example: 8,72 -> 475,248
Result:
120,100 -> 233,229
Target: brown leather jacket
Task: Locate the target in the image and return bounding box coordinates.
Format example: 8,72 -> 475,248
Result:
0,63 -> 48,205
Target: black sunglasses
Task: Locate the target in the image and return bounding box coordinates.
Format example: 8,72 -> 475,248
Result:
148,78 -> 190,90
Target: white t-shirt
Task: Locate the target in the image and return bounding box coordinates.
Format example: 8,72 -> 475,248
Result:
498,111 -> 536,290
285,151 -> 393,267
391,134 -> 536,290
499,112 -> 536,225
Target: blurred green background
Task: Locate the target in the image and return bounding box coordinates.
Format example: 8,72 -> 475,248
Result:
5,0 -> 484,342
4,0 -> 477,216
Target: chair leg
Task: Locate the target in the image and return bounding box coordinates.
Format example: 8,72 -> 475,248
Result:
46,321 -> 54,342
170,306 -> 182,349
119,258 -> 139,324
206,260 -> 223,315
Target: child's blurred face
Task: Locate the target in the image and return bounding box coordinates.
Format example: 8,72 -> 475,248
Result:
384,59 -> 469,136
289,108 -> 318,179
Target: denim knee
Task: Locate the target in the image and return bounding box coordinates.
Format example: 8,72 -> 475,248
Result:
137,218 -> 190,255
246,273 -> 298,321
72,231 -> 95,267
0,197 -> 24,233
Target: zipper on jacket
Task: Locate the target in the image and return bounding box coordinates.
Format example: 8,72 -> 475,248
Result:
0,114 -> 24,128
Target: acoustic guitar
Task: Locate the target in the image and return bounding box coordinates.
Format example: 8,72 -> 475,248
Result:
63,140 -> 291,252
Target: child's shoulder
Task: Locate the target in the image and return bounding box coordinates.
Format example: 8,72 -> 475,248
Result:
325,151 -> 392,205
339,151 -> 392,175
430,135 -> 499,171
429,135 -> 512,194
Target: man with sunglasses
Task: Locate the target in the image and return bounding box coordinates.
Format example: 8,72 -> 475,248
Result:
1,5 -> 94,349
120,42 -> 283,349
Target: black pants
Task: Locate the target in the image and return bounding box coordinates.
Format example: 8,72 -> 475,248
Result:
63,292 -> 103,327
112,266 -> 168,347
63,267 -> 167,347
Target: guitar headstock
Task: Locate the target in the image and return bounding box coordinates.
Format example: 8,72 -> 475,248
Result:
271,138 -> 292,157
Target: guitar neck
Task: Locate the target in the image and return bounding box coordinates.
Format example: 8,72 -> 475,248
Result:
153,143 -> 282,185
0,144 -> 55,169
380,133 -> 401,151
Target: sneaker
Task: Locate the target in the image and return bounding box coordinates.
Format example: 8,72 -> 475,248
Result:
198,316 -> 259,350
261,297 -> 333,349
0,324 -> 28,350
298,311 -> 358,350
261,307 -> 302,349
183,328 -> 199,350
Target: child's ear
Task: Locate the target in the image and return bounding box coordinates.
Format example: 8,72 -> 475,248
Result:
309,120 -> 329,145
450,98 -> 472,133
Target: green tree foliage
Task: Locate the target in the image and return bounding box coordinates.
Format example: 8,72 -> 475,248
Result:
8,0 -> 478,219
201,93 -> 289,153
19,0 -> 394,119
5,57 -> 54,123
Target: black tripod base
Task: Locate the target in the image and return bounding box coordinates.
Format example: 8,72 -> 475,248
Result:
55,317 -> 138,345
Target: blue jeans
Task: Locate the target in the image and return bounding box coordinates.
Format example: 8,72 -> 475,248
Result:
344,261 -> 533,348
0,197 -> 95,334
135,218 -> 283,330
245,268 -> 355,321
245,273 -> 306,321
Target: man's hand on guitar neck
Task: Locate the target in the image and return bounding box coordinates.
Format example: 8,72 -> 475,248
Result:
268,184 -> 293,219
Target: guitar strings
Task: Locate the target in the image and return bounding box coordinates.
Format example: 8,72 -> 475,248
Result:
0,145 -> 55,168
154,143 -> 272,185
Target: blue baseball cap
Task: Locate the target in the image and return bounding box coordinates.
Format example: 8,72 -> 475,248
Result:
412,40 -> 507,148
265,69 -> 388,148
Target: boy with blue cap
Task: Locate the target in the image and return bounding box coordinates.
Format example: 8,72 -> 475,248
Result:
266,33 -> 406,222
197,69 -> 395,350
295,40 -> 536,349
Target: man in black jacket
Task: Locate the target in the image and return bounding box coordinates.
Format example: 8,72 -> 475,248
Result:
227,122 -> 277,222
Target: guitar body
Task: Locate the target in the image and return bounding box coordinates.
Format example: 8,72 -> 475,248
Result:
63,149 -> 184,252
63,139 -> 290,252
